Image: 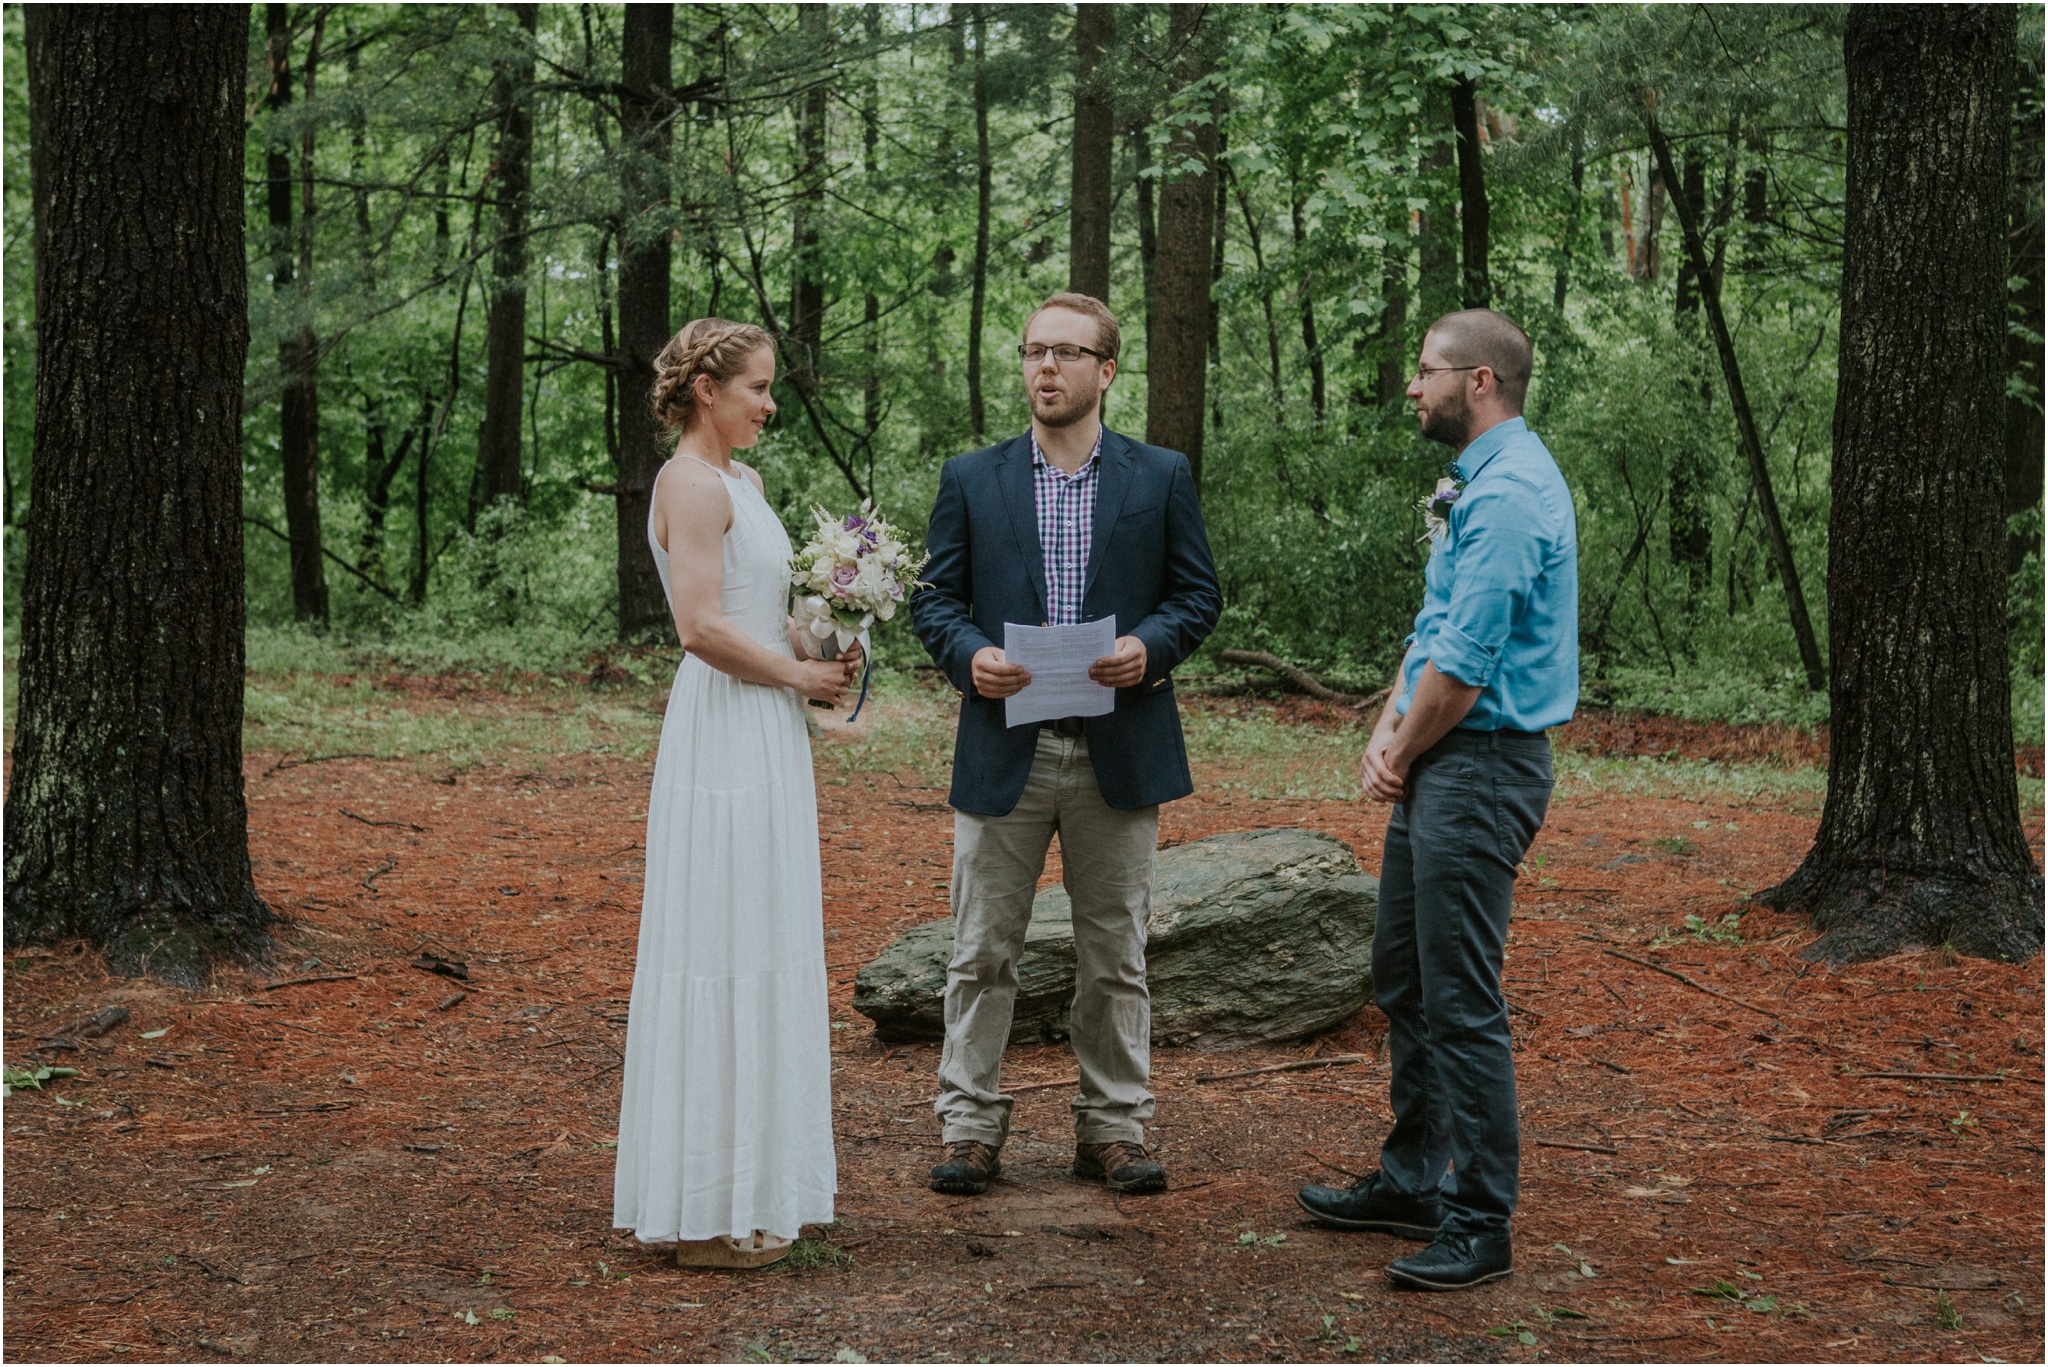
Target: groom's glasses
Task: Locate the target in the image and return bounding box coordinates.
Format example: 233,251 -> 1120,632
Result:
1018,343 -> 1111,366
1411,364 -> 1482,383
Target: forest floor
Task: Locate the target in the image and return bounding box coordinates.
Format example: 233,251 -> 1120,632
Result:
3,672 -> 2043,1365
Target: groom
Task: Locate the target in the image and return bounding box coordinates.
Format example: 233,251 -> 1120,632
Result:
912,292 -> 1221,1197
1296,308 -> 1577,1290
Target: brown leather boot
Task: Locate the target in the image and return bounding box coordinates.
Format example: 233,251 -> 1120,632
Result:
1073,1140 -> 1167,1194
929,1139 -> 1001,1195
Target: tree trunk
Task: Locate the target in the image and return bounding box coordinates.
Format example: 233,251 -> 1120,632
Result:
1132,124 -> 1158,350
1288,186 -> 1325,423
1648,118 -> 1827,690
615,2 -> 674,642
1231,172 -> 1284,426
1069,3 -> 1115,302
1208,128 -> 1227,435
2006,51 -> 2045,562
1555,130 -> 1582,311
267,4 -> 328,624
478,4 -> 538,511
967,7 -> 991,442
1145,2 -> 1217,484
1416,90 -> 1458,326
1758,4 -> 2041,965
789,3 -> 829,402
862,6 -> 884,482
6,4 -> 269,983
1374,197 -> 1411,406
1449,76 -> 1490,309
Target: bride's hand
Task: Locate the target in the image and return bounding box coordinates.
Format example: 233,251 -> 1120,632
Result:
794,657 -> 853,706
833,640 -> 864,667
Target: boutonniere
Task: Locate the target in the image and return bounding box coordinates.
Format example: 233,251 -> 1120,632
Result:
1414,471 -> 1464,545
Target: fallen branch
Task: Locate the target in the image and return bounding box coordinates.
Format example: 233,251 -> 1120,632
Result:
1195,1053 -> 1366,1084
1532,1137 -> 1620,1155
1216,649 -> 1387,710
260,973 -> 360,991
1007,1076 -> 1079,1095
1301,1150 -> 1368,1180
362,858 -> 396,891
340,808 -> 428,833
1506,998 -> 1547,1020
1849,1071 -> 2028,1085
1599,947 -> 1778,1019
265,752 -> 376,776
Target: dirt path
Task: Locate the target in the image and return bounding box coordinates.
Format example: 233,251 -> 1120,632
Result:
3,693 -> 2042,1363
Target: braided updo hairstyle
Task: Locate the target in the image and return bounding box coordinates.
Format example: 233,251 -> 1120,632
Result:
650,318 -> 776,436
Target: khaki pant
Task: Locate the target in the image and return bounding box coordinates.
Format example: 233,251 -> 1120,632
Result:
937,731 -> 1158,1147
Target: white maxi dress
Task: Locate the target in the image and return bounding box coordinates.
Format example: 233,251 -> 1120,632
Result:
611,457 -> 838,1243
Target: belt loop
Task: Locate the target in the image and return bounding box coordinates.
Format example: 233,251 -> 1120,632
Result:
1488,729 -> 1501,751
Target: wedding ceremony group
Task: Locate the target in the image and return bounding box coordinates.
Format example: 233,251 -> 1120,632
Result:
4,2 -> 2042,1363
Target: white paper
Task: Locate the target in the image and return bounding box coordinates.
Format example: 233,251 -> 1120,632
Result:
1003,618 -> 1117,728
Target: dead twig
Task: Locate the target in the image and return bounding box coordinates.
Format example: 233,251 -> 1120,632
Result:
363,858 -> 396,891
1599,947 -> 1778,1018
261,973 -> 360,991
1849,1071 -> 2031,1085
1532,1137 -> 1620,1155
340,808 -> 428,833
1195,1054 -> 1366,1084
1301,1150 -> 1368,1180
264,752 -> 374,776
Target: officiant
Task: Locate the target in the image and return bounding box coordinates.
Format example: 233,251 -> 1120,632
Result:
910,292 -> 1221,1199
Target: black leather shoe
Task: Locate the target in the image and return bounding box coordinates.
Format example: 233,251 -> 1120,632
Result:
1386,1230 -> 1513,1291
1073,1140 -> 1167,1194
1295,1170 -> 1443,1239
929,1140 -> 1001,1195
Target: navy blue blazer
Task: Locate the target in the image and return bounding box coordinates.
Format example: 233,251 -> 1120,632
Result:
912,428 -> 1222,816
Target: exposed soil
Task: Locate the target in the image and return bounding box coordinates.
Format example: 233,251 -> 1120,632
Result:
4,686 -> 2042,1364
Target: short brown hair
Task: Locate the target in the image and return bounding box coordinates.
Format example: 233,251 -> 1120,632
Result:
650,317 -> 775,435
1026,292 -> 1121,363
1426,309 -> 1534,410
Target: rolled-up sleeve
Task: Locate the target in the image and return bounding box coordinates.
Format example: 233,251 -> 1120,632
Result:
1421,479 -> 1546,689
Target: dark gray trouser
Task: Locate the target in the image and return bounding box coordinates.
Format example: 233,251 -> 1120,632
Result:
1374,728 -> 1553,1236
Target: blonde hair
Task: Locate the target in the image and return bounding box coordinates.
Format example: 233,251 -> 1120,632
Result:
1026,291 -> 1121,362
650,318 -> 775,434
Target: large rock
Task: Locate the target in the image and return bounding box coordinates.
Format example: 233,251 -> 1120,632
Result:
851,828 -> 1377,1051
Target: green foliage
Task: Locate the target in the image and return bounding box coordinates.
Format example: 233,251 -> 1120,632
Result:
2,3 -> 2041,747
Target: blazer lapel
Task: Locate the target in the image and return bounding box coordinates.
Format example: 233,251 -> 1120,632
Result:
1081,428 -> 1136,603
993,434 -> 1049,618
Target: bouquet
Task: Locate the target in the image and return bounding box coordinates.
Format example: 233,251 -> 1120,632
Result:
788,501 -> 930,717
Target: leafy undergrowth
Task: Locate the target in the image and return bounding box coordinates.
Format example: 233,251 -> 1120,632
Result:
2,681 -> 2042,1363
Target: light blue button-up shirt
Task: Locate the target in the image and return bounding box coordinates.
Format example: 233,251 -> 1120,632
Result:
1397,416 -> 1579,733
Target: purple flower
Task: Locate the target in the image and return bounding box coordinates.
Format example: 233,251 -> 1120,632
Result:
843,514 -> 868,532
1430,489 -> 1462,517
829,564 -> 859,597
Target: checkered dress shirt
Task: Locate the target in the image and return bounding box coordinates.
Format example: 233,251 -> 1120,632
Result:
1030,427 -> 1103,626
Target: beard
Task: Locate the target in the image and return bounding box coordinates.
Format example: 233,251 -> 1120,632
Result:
1030,381 -> 1101,428
1417,385 -> 1473,447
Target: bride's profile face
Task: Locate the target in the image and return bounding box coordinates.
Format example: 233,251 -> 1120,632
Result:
697,344 -> 777,450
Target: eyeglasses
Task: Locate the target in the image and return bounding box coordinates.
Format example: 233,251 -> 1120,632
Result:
1018,343 -> 1111,366
1411,364 -> 1483,384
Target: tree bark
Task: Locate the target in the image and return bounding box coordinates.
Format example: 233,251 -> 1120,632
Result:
1449,76 -> 1490,309
1758,4 -> 2041,965
1132,124 -> 1158,349
6,4 -> 270,983
2006,51 -> 2045,560
789,3 -> 829,401
1069,3 -> 1115,302
267,4 -> 328,624
478,3 -> 538,511
614,2 -> 674,642
1648,117 -> 1826,690
1288,185 -> 1325,422
967,7 -> 992,442
1208,128 -> 1227,435
1145,2 -> 1217,485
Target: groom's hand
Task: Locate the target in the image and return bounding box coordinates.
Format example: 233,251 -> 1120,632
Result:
1360,731 -> 1408,804
971,646 -> 1032,698
1088,635 -> 1147,689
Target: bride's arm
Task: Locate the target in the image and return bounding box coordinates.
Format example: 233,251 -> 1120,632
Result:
660,466 -> 850,703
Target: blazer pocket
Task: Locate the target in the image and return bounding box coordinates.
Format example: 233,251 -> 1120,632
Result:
1116,500 -> 1161,524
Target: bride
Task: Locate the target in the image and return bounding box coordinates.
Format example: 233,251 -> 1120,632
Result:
611,318 -> 854,1269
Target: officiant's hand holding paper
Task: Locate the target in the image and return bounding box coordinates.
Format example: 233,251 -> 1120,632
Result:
1086,635 -> 1147,689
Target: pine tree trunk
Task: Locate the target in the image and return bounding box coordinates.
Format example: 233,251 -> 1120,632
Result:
478,4 -> 538,511
1416,91 -> 1458,326
1132,125 -> 1158,350
967,7 -> 991,442
267,4 -> 328,624
1758,3 -> 2041,964
1069,4 -> 1115,303
614,2 -> 674,643
6,4 -> 270,984
1450,76 -> 1490,309
2006,56 -> 2045,558
1145,2 -> 1216,485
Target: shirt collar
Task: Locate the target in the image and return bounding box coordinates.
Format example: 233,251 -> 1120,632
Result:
1451,416 -> 1528,483
1029,426 -> 1104,476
